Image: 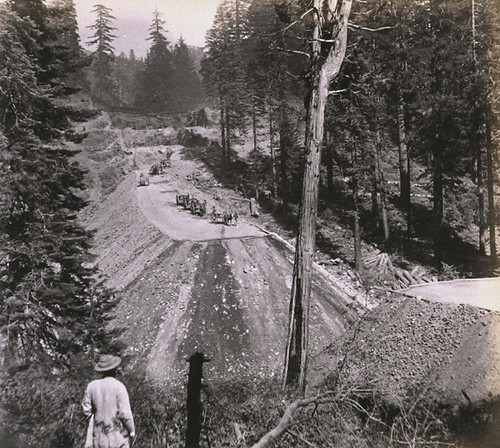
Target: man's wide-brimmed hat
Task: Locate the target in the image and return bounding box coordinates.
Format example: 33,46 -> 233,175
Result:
94,354 -> 122,372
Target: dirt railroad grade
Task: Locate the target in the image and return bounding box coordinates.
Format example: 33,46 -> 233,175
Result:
82,143 -> 360,384
78,121 -> 500,406
401,277 -> 500,311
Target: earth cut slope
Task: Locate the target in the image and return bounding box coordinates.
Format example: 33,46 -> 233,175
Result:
81,141 -> 360,384
77,113 -> 500,407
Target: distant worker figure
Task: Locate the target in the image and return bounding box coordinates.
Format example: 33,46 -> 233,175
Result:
82,355 -> 135,448
250,197 -> 259,217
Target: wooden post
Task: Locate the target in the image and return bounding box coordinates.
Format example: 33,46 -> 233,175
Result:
186,352 -> 210,448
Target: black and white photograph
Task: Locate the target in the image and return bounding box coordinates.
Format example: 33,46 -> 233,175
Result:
0,0 -> 499,447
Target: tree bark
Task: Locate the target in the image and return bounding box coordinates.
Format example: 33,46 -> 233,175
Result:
471,0 -> 486,255
283,0 -> 352,394
475,119 -> 486,255
325,131 -> 335,199
486,113 -> 497,263
433,145 -> 444,267
397,98 -> 411,236
375,128 -> 390,252
270,114 -> 277,196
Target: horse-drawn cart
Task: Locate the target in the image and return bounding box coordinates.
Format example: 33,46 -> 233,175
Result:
190,199 -> 207,217
176,194 -> 206,217
210,207 -> 238,226
176,193 -> 191,208
138,173 -> 150,186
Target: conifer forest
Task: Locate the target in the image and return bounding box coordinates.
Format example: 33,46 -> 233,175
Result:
1,1 -> 500,447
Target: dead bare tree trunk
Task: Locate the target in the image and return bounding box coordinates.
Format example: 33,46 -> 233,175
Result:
283,0 -> 352,394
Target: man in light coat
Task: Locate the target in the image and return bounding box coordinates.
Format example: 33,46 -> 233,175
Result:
82,355 -> 135,448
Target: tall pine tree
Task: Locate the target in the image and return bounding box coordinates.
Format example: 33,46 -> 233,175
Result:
134,7 -> 175,111
202,0 -> 251,166
87,3 -> 117,105
0,0 -> 115,367
172,37 -> 202,110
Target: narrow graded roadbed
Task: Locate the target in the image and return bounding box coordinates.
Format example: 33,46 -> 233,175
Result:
83,143 -> 359,384
401,277 -> 500,311
136,179 -> 264,241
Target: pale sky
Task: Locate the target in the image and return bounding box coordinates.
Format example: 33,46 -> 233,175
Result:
75,0 -> 220,57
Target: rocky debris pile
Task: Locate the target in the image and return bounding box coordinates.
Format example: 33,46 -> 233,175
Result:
122,127 -> 177,148
186,170 -> 222,190
329,296 -> 489,406
432,311 -> 500,405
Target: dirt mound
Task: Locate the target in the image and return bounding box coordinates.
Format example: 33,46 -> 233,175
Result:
113,234 -> 355,385
432,311 -> 500,405
326,295 -> 499,406
82,173 -> 172,290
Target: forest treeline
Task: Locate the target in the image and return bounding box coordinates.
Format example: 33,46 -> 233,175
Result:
0,0 -> 119,445
86,4 -> 204,112
200,0 -> 500,270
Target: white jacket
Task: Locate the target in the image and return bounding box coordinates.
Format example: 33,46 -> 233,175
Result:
82,377 -> 135,448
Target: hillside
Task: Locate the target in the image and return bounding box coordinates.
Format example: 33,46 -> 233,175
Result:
76,113 -> 362,386
74,110 -> 500,425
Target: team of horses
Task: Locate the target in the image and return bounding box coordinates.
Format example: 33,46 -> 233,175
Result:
141,148 -> 239,226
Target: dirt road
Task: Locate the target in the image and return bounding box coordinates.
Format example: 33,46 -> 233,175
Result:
78,119 -> 500,409
83,143 -> 359,384
137,179 -> 264,241
401,277 -> 500,311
